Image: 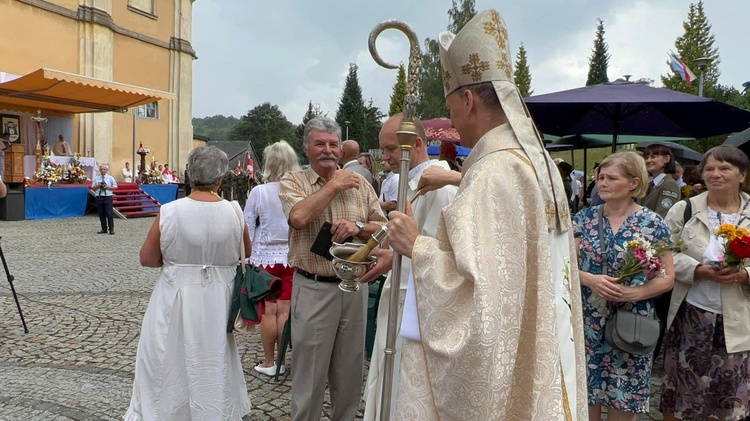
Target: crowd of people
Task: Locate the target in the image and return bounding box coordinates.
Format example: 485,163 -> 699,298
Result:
121,8 -> 749,421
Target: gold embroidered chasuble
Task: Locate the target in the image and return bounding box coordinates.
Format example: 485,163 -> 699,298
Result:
394,124 -> 588,420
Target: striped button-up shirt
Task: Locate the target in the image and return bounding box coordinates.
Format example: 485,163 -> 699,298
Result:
279,167 -> 387,277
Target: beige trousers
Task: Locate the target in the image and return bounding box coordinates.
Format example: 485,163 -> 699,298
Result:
290,272 -> 367,421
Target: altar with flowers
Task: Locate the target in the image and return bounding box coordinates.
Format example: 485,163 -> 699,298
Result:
24,153 -> 92,219
23,155 -> 97,181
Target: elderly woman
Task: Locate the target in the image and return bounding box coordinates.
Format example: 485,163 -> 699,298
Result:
573,151 -> 674,421
661,145 -> 750,421
640,143 -> 681,218
125,146 -> 252,420
243,140 -> 300,376
357,152 -> 381,197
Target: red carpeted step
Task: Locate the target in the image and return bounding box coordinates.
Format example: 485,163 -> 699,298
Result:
111,184 -> 161,218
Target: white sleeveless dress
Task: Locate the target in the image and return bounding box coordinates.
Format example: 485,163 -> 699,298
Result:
125,198 -> 251,420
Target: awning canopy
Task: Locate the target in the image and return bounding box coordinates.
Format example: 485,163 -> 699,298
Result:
0,68 -> 175,114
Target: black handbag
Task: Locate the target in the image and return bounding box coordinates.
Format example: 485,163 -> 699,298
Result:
598,206 -> 660,355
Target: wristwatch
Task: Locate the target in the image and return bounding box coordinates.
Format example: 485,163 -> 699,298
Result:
355,221 -> 365,237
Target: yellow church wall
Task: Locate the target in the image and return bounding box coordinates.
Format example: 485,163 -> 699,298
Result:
0,2 -> 79,74
112,0 -> 176,42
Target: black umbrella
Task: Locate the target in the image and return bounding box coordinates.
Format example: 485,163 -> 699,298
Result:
724,127 -> 750,154
526,79 -> 750,153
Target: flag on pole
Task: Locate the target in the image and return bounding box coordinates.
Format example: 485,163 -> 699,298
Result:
668,51 -> 696,84
234,159 -> 242,175
246,153 -> 253,173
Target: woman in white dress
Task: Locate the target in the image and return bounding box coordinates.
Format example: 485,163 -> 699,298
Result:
125,146 -> 252,420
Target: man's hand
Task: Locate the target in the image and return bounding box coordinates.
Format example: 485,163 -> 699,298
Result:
328,169 -> 360,193
386,200 -> 418,259
417,166 -> 461,195
331,219 -> 359,244
360,248 -> 394,283
380,200 -> 397,212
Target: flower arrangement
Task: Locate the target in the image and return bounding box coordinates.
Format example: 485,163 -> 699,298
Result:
137,142 -> 150,155
716,223 -> 750,268
66,153 -> 88,183
34,156 -> 62,188
616,234 -> 678,285
144,169 -> 165,184
681,185 -> 693,199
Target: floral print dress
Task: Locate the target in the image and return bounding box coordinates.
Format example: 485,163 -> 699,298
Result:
573,205 -> 672,413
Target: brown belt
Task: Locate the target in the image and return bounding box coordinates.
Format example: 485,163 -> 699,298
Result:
296,268 -> 339,283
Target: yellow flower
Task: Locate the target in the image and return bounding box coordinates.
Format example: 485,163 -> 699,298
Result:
717,223 -> 738,239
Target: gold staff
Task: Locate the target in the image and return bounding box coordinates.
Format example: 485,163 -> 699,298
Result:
368,19 -> 421,421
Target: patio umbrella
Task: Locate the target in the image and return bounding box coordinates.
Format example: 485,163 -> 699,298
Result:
422,117 -> 460,142
724,127 -> 750,156
525,79 -> 750,153
634,142 -> 703,164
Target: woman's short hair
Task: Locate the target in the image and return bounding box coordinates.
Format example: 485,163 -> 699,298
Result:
700,145 -> 749,175
642,144 -> 677,174
187,146 -> 228,189
262,140 -> 300,182
303,116 -> 341,148
598,151 -> 649,199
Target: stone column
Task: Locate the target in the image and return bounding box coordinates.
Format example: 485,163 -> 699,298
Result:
78,0 -> 114,163
168,0 -> 197,173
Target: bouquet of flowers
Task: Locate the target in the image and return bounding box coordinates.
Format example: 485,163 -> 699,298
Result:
35,156 -> 62,188
67,154 -> 88,183
716,223 -> 750,267
616,234 -> 678,285
144,169 -> 164,185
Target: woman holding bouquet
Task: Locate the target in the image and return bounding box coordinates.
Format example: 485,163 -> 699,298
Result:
573,151 -> 675,420
661,145 -> 750,421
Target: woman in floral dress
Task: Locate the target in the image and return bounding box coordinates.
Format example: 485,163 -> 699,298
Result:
573,152 -> 675,420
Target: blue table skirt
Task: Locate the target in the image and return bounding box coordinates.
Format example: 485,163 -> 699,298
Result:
25,186 -> 89,220
140,184 -> 178,207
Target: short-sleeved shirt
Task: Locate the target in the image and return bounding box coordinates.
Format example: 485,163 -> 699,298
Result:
278,167 -> 387,276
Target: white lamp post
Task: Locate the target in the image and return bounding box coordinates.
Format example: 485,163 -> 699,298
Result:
344,120 -> 350,140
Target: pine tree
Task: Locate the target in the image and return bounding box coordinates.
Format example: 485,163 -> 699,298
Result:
388,64 -> 408,116
365,99 -> 386,152
335,63 -> 368,147
417,1 -> 477,119
661,1 -> 720,96
514,44 -> 533,97
586,19 -> 610,86
447,0 -> 477,33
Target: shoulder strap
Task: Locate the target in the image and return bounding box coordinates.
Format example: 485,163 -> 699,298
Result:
231,201 -> 247,275
683,197 -> 692,224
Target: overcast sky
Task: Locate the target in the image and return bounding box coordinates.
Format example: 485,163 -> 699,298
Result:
192,0 -> 750,123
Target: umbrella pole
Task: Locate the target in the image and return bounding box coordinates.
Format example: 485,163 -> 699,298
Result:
583,148 -> 589,205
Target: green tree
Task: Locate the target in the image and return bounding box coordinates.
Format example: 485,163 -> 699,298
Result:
335,63 -> 369,148
417,1 -> 476,119
586,19 -> 610,86
447,0 -> 477,33
229,102 -> 297,159
661,1 -> 720,95
365,99 -> 386,152
417,38 -> 448,119
295,101 -> 324,162
192,115 -> 239,142
513,44 -> 533,97
388,64 -> 408,116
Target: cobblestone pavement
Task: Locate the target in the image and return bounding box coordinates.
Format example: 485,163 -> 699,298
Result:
0,215 -> 664,420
